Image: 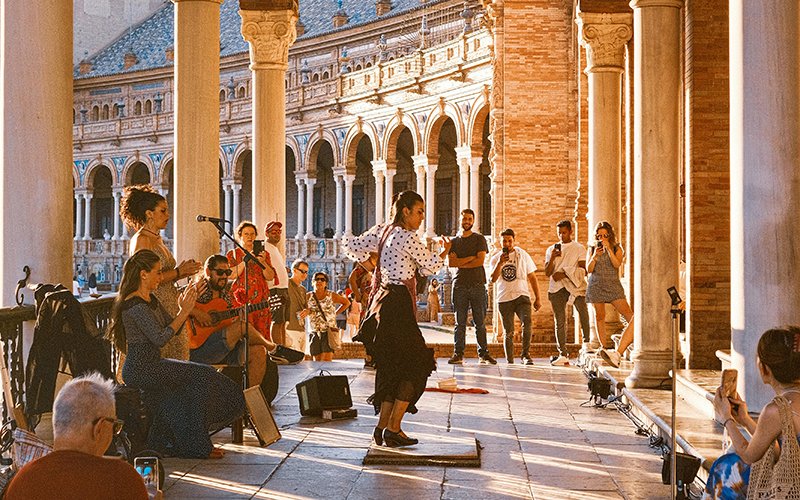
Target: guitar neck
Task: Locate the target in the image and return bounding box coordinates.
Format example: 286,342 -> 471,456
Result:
214,300 -> 272,321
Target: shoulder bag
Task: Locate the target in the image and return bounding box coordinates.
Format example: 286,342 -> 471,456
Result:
746,395 -> 800,500
311,292 -> 342,351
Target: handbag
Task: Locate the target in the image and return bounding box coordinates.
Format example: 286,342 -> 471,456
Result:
311,292 -> 341,351
746,395 -> 800,500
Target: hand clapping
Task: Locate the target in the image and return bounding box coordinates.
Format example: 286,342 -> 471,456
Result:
178,283 -> 198,313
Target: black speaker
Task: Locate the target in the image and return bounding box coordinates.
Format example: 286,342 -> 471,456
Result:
296,372 -> 352,416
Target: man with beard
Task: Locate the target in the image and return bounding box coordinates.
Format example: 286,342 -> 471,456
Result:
448,209 -> 494,365
190,254 -> 276,388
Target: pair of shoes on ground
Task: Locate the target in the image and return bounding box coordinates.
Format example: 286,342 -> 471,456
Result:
510,356 -> 533,365
373,427 -> 418,447
549,355 -> 570,366
599,348 -> 622,368
270,345 -> 304,365
447,353 -> 498,365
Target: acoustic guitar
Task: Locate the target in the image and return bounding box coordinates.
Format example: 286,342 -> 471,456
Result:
188,294 -> 283,350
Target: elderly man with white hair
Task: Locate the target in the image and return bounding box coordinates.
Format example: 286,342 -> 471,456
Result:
5,373 -> 154,500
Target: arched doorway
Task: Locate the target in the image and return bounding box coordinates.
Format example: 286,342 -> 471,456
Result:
352,135 -> 375,235
127,162 -> 151,185
432,118 -> 459,235
311,141 -> 336,238
393,128 -> 415,196
286,146 -> 298,237
238,151 -> 253,223
90,165 -> 114,239
162,160 -> 175,239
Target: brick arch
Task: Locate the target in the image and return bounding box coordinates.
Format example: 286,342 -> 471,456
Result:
122,156 -> 156,185
467,95 -> 491,152
84,160 -> 115,190
304,128 -> 341,173
343,121 -> 380,174
382,112 -> 421,162
423,101 -> 465,159
285,137 -> 301,173
217,146 -> 229,178
231,143 -> 251,181
158,151 -> 173,184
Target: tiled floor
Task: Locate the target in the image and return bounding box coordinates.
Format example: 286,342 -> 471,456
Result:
162,358 -> 672,499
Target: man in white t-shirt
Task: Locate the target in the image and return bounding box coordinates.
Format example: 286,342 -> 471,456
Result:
265,221 -> 290,346
489,228 -> 541,365
544,219 -> 591,366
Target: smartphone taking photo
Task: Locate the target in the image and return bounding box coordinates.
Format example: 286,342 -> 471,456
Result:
253,239 -> 264,256
134,456 -> 160,489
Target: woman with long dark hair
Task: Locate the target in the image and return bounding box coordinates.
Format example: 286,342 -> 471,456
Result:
343,190 -> 451,447
585,220 -> 634,368
107,249 -> 245,459
120,185 -> 201,360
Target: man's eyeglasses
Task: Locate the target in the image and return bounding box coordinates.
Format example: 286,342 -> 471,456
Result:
295,268 -> 309,275
211,268 -> 233,276
94,416 -> 124,435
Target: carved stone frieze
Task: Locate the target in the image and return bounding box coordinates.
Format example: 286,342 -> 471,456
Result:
240,9 -> 298,70
576,12 -> 632,72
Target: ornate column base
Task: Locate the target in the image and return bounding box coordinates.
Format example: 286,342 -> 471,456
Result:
624,349 -> 676,388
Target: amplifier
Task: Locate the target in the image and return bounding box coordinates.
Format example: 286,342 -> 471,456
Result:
296,373 -> 352,416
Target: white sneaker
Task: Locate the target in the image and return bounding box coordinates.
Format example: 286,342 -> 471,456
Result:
600,349 -> 621,368
550,355 -> 570,366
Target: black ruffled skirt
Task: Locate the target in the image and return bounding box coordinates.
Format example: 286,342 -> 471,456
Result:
354,284 -> 436,415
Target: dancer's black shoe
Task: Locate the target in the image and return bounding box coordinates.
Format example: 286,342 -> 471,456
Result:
373,427 -> 384,446
383,429 -> 418,447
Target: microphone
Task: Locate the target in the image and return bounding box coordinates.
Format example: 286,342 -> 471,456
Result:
196,215 -> 229,224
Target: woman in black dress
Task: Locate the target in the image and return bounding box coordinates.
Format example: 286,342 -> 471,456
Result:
344,191 -> 451,447
107,249 -> 245,459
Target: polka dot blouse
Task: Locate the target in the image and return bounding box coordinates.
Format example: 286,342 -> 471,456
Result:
343,224 -> 443,287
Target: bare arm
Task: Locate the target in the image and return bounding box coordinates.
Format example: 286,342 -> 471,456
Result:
490,254 -> 508,283
607,244 -> 624,269
448,251 -> 486,268
332,292 -> 351,316
527,272 -> 541,311
348,268 -> 362,303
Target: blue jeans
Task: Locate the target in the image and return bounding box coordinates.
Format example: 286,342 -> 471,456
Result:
548,287 -> 591,357
498,295 -> 532,361
452,284 -> 488,357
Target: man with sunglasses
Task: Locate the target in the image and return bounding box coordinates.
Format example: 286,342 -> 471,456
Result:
285,259 -> 311,353
5,373 -> 155,499
190,255 -> 277,390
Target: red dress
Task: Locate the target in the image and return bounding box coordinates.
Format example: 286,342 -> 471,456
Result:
227,248 -> 272,339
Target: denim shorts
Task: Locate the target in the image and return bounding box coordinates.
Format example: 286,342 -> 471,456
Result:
189,329 -> 243,366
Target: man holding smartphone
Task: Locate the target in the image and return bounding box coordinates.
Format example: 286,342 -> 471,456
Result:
490,228 -> 542,364
544,220 -> 590,366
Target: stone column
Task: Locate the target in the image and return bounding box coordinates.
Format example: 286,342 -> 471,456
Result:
305,178 -> 316,238
384,168 -> 396,221
412,154 -> 428,234
625,0 -> 683,389
334,171 -> 344,239
231,183 -> 242,230
295,177 -> 306,239
173,0 -> 221,261
343,173 -> 355,236
425,163 -> 438,238
240,4 -> 298,234
577,8 -> 633,348
83,194 -> 93,240
1,0 -> 73,303
730,1 -> 800,411
157,187 -> 169,238
223,183 -> 233,231
112,190 -> 122,240
455,145 -> 471,214
372,161 -> 386,225
469,155 -> 481,232
75,193 -> 84,240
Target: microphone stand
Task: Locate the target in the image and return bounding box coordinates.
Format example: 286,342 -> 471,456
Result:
201,218 -> 266,445
667,286 -> 682,499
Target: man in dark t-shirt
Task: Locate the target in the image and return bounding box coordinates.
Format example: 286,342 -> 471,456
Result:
447,209 -> 494,364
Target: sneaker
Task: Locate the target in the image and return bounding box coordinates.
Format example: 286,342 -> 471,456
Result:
522,356 -> 534,365
479,354 -> 497,365
600,349 -> 621,368
579,342 -> 592,354
550,355 -> 570,366
448,354 -> 464,365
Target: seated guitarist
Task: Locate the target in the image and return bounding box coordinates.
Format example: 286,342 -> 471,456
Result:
190,255 -> 276,388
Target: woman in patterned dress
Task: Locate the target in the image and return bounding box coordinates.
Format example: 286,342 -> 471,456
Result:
585,220 -> 634,368
121,185 -> 201,361
226,221 -> 276,338
107,249 -> 245,459
343,190 -> 451,448
306,272 -> 350,361
702,327 -> 800,499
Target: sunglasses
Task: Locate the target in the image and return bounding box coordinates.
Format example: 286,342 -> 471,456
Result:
595,234 -> 609,239
314,277 -> 327,282
94,416 -> 124,435
211,268 -> 233,276
295,268 -> 309,274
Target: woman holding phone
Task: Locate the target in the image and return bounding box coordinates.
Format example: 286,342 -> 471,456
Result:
121,185 -> 201,360
226,221 -> 276,337
306,272 -> 350,362
107,249 -> 245,459
585,220 -> 634,368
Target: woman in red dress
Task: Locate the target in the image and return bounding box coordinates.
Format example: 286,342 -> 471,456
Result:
226,221 -> 276,338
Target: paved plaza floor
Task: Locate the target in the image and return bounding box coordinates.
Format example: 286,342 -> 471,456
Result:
162,357 -> 672,499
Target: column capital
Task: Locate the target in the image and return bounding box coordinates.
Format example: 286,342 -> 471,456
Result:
576,11 -> 632,72
343,173 -> 356,183
425,163 -> 438,174
630,0 -> 683,9
454,145 -> 472,161
411,154 -> 429,168
332,167 -> 347,179
240,8 -> 298,71
371,159 -> 387,172
305,177 -> 317,186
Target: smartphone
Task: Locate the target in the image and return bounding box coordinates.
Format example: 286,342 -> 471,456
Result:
253,239 -> 264,255
134,456 -> 160,489
502,247 -> 509,255
597,240 -> 603,249
554,243 -> 562,252
721,369 -> 739,412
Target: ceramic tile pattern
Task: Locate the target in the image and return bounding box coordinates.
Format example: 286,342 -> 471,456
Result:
161,359 -> 672,499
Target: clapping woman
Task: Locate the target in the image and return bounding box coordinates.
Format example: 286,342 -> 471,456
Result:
343,191 -> 451,447
107,250 -> 245,459
121,185 -> 201,360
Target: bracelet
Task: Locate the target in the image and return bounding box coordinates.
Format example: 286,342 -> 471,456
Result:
723,418 -> 734,428
175,268 -> 182,280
